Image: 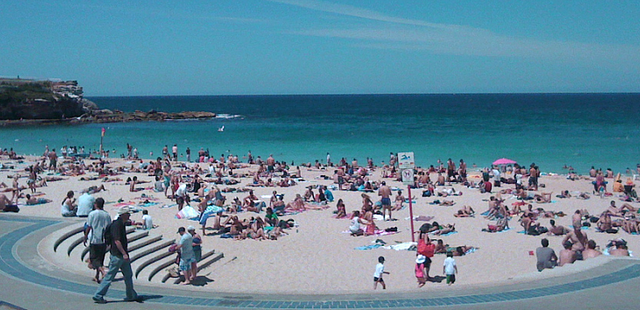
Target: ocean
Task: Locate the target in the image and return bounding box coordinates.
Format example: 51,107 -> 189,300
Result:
1,93 -> 639,174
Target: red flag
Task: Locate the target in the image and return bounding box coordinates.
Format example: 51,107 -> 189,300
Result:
101,127 -> 105,137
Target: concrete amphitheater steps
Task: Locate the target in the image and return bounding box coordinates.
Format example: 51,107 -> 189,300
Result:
139,254 -> 180,282
165,251 -> 225,284
74,227 -> 141,260
50,222 -> 225,286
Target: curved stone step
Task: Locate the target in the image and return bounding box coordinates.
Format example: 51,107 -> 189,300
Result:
165,251 -> 224,284
80,234 -> 163,262
69,226 -> 136,257
130,239 -> 174,264
53,226 -> 84,252
147,257 -> 177,282
125,231 -> 150,244
134,250 -> 175,279
129,235 -> 162,253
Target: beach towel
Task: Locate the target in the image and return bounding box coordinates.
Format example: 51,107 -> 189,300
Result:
113,201 -> 135,207
568,225 -> 590,230
383,242 -> 416,251
129,206 -> 143,213
371,229 -> 400,237
160,204 -> 176,209
483,227 -> 511,233
138,202 -> 159,208
176,206 -> 200,220
341,230 -> 400,237
355,244 -> 383,250
405,215 -> 435,221
430,231 -> 458,237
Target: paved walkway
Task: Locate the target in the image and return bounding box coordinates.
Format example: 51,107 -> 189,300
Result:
2,214 -> 640,309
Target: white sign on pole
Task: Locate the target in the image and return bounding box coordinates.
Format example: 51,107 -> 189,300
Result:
398,152 -> 415,169
401,169 -> 414,185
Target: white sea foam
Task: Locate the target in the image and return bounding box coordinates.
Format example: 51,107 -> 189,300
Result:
216,114 -> 243,119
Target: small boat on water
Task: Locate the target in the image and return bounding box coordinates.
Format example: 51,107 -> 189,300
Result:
218,125 -> 225,132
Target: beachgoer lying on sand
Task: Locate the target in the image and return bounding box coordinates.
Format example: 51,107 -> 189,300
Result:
535,207 -> 566,218
576,192 -> 590,199
483,217 -> 509,232
432,224 -> 455,235
556,190 -> 572,199
266,225 -> 286,240
24,194 -> 51,205
620,215 -> 640,234
607,200 -> 637,216
534,192 -> 553,203
83,184 -> 106,195
286,194 -> 307,211
434,199 -> 455,206
447,245 -> 476,256
454,205 -> 475,217
547,219 -> 569,235
237,217 -> 267,240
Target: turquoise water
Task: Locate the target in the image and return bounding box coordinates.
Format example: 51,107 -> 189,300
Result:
1,93 -> 639,174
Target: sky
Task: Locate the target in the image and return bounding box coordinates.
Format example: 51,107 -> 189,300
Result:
1,0 -> 640,96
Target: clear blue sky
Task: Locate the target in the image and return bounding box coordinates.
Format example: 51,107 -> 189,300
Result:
2,0 -> 639,96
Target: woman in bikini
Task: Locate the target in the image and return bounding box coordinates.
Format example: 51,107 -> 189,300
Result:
362,204 -> 376,236
335,199 -> 347,218
361,193 -> 373,215
393,191 -> 405,211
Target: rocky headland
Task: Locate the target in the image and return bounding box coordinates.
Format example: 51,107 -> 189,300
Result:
0,78 -> 216,126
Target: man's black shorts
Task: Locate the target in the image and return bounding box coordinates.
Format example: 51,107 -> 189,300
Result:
89,244 -> 107,269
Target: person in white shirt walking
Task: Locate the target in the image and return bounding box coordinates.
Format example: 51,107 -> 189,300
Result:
443,251 -> 458,285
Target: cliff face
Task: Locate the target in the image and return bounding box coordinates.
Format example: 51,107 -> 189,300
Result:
0,79 -> 87,120
0,78 -> 217,126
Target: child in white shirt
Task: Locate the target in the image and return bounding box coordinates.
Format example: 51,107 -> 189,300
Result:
443,251 -> 458,285
373,256 -> 390,289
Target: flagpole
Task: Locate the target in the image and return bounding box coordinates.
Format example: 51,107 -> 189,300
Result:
100,128 -> 105,156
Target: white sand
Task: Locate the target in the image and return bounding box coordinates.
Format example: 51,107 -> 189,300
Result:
3,155 -> 638,294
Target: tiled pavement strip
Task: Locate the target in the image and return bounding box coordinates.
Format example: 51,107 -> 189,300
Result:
2,215 -> 640,309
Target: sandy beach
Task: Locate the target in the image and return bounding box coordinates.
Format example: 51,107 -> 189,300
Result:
2,154 -> 639,294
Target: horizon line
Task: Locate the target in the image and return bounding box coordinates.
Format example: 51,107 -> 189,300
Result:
87,91 -> 640,98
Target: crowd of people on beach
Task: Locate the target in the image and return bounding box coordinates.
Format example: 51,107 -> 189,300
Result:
3,144 -> 640,297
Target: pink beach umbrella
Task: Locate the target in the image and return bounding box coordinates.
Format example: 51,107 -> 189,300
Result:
492,158 -> 517,165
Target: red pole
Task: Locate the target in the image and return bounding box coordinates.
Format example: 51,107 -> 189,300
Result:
408,185 -> 415,242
